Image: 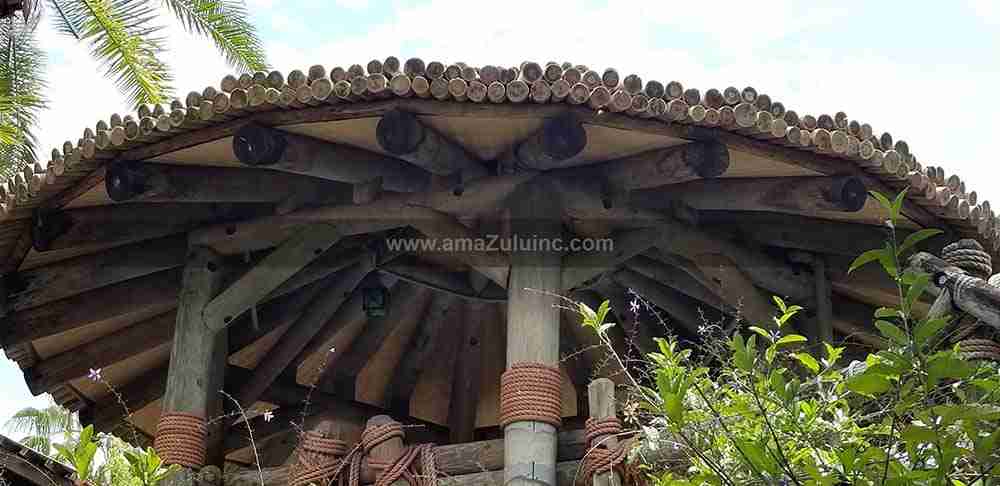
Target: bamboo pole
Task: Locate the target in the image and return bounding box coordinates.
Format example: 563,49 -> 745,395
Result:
588,378 -> 621,486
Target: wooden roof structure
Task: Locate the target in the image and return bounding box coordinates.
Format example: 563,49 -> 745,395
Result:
0,434 -> 74,486
0,58 -> 993,470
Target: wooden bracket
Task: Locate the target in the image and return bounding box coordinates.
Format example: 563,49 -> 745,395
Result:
202,224 -> 342,331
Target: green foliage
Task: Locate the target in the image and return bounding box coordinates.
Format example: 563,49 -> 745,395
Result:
122,446 -> 179,486
161,0 -> 267,72
4,402 -> 78,456
584,190 -> 1000,485
53,424 -> 99,483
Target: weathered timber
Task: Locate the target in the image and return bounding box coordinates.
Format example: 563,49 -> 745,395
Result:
378,256 -> 507,302
695,211 -> 941,257
561,227 -> 668,291
202,224 -> 342,331
919,253 -> 1000,328
448,302 -> 488,443
589,378 -> 621,486
591,141 -> 729,191
634,176 -> 868,215
6,235 -> 187,312
505,180 -> 562,486
500,111 -> 587,170
24,310 -> 176,395
591,280 -> 656,356
104,161 -> 354,204
376,109 -> 487,179
677,251 -> 778,327
385,294 -> 459,414
321,282 -> 432,393
625,253 -> 731,313
232,123 -> 430,193
31,203 -> 272,252
188,172 -> 537,255
224,433 -> 594,486
234,259 -> 373,408
611,269 -> 702,335
812,254 -> 834,343
162,246 -> 228,468
2,268 -> 181,347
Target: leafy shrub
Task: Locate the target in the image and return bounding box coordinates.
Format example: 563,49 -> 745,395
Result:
584,191 -> 1000,486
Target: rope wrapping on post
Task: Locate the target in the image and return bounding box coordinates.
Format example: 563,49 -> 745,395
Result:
940,239 -> 1000,361
579,417 -> 639,486
153,412 -> 207,468
499,362 -> 563,427
290,432 -> 350,486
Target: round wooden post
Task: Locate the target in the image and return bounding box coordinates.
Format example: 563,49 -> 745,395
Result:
160,246 -> 227,485
588,378 -> 621,486
504,180 -> 562,486
365,415 -> 408,486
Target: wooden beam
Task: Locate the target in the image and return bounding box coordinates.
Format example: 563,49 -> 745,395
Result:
2,267 -> 181,347
6,234 -> 187,312
378,256 -> 507,302
202,224 -> 342,331
385,294 -> 459,414
320,282 -> 433,394
232,123 -> 431,193
30,203 -> 271,252
694,211 -> 928,257
225,431 -> 602,486
633,176 -> 868,215
233,258 -> 373,408
188,172 -> 536,255
625,254 -> 731,313
500,111 -> 587,170
505,180 -> 562,486
376,108 -> 487,179
561,227 -> 664,292
448,302 -> 487,443
104,161 -> 354,204
161,246 -> 228,467
611,269 -> 702,335
678,252 -> 779,327
591,280 -> 656,357
584,140 -> 729,191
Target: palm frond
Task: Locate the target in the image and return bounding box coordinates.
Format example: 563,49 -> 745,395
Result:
20,435 -> 52,454
161,0 -> 267,73
0,17 -> 46,177
49,0 -> 173,107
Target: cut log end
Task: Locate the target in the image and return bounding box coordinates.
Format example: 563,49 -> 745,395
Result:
104,161 -> 147,202
685,141 -> 730,178
829,176 -> 867,212
376,109 -> 425,155
541,112 -> 588,160
231,123 -> 289,167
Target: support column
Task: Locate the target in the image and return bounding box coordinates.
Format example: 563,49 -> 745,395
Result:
504,180 -> 563,486
158,247 -> 228,485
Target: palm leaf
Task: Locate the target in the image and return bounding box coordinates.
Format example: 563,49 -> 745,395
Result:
47,0 -> 173,107
0,17 -> 45,177
161,0 -> 267,73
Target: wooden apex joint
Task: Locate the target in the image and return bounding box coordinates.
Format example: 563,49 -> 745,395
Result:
30,209 -> 72,252
232,122 -> 290,166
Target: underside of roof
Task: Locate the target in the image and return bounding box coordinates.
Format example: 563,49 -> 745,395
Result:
0,58 -> 994,465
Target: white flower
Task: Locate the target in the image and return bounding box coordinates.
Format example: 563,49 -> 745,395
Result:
329,346 -> 336,354
629,298 -> 640,315
263,410 -> 274,423
87,368 -> 102,382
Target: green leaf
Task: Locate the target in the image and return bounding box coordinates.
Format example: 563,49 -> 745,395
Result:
775,334 -> 807,346
848,248 -> 884,274
875,320 -> 908,346
898,228 -> 943,255
748,326 -> 771,340
878,242 -> 898,278
901,424 -> 937,445
870,190 -> 893,213
794,353 -> 820,373
914,316 -> 950,348
772,295 -> 787,313
845,371 -> 892,397
824,343 -> 844,365
875,307 -> 901,319
891,188 -> 909,221
927,353 -> 974,387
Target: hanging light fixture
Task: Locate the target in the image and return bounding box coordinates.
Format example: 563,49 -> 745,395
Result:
361,274 -> 389,317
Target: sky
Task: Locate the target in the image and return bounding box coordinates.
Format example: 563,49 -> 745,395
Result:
3,0 -> 1000,437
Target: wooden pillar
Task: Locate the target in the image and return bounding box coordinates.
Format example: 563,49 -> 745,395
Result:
588,378 -> 621,486
161,246 -> 227,485
365,415 -> 407,486
505,179 -> 562,486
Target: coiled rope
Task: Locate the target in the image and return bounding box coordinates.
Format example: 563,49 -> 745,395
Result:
499,362 -> 563,427
579,417 -> 639,486
153,412 -> 207,468
941,239 -> 1000,362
